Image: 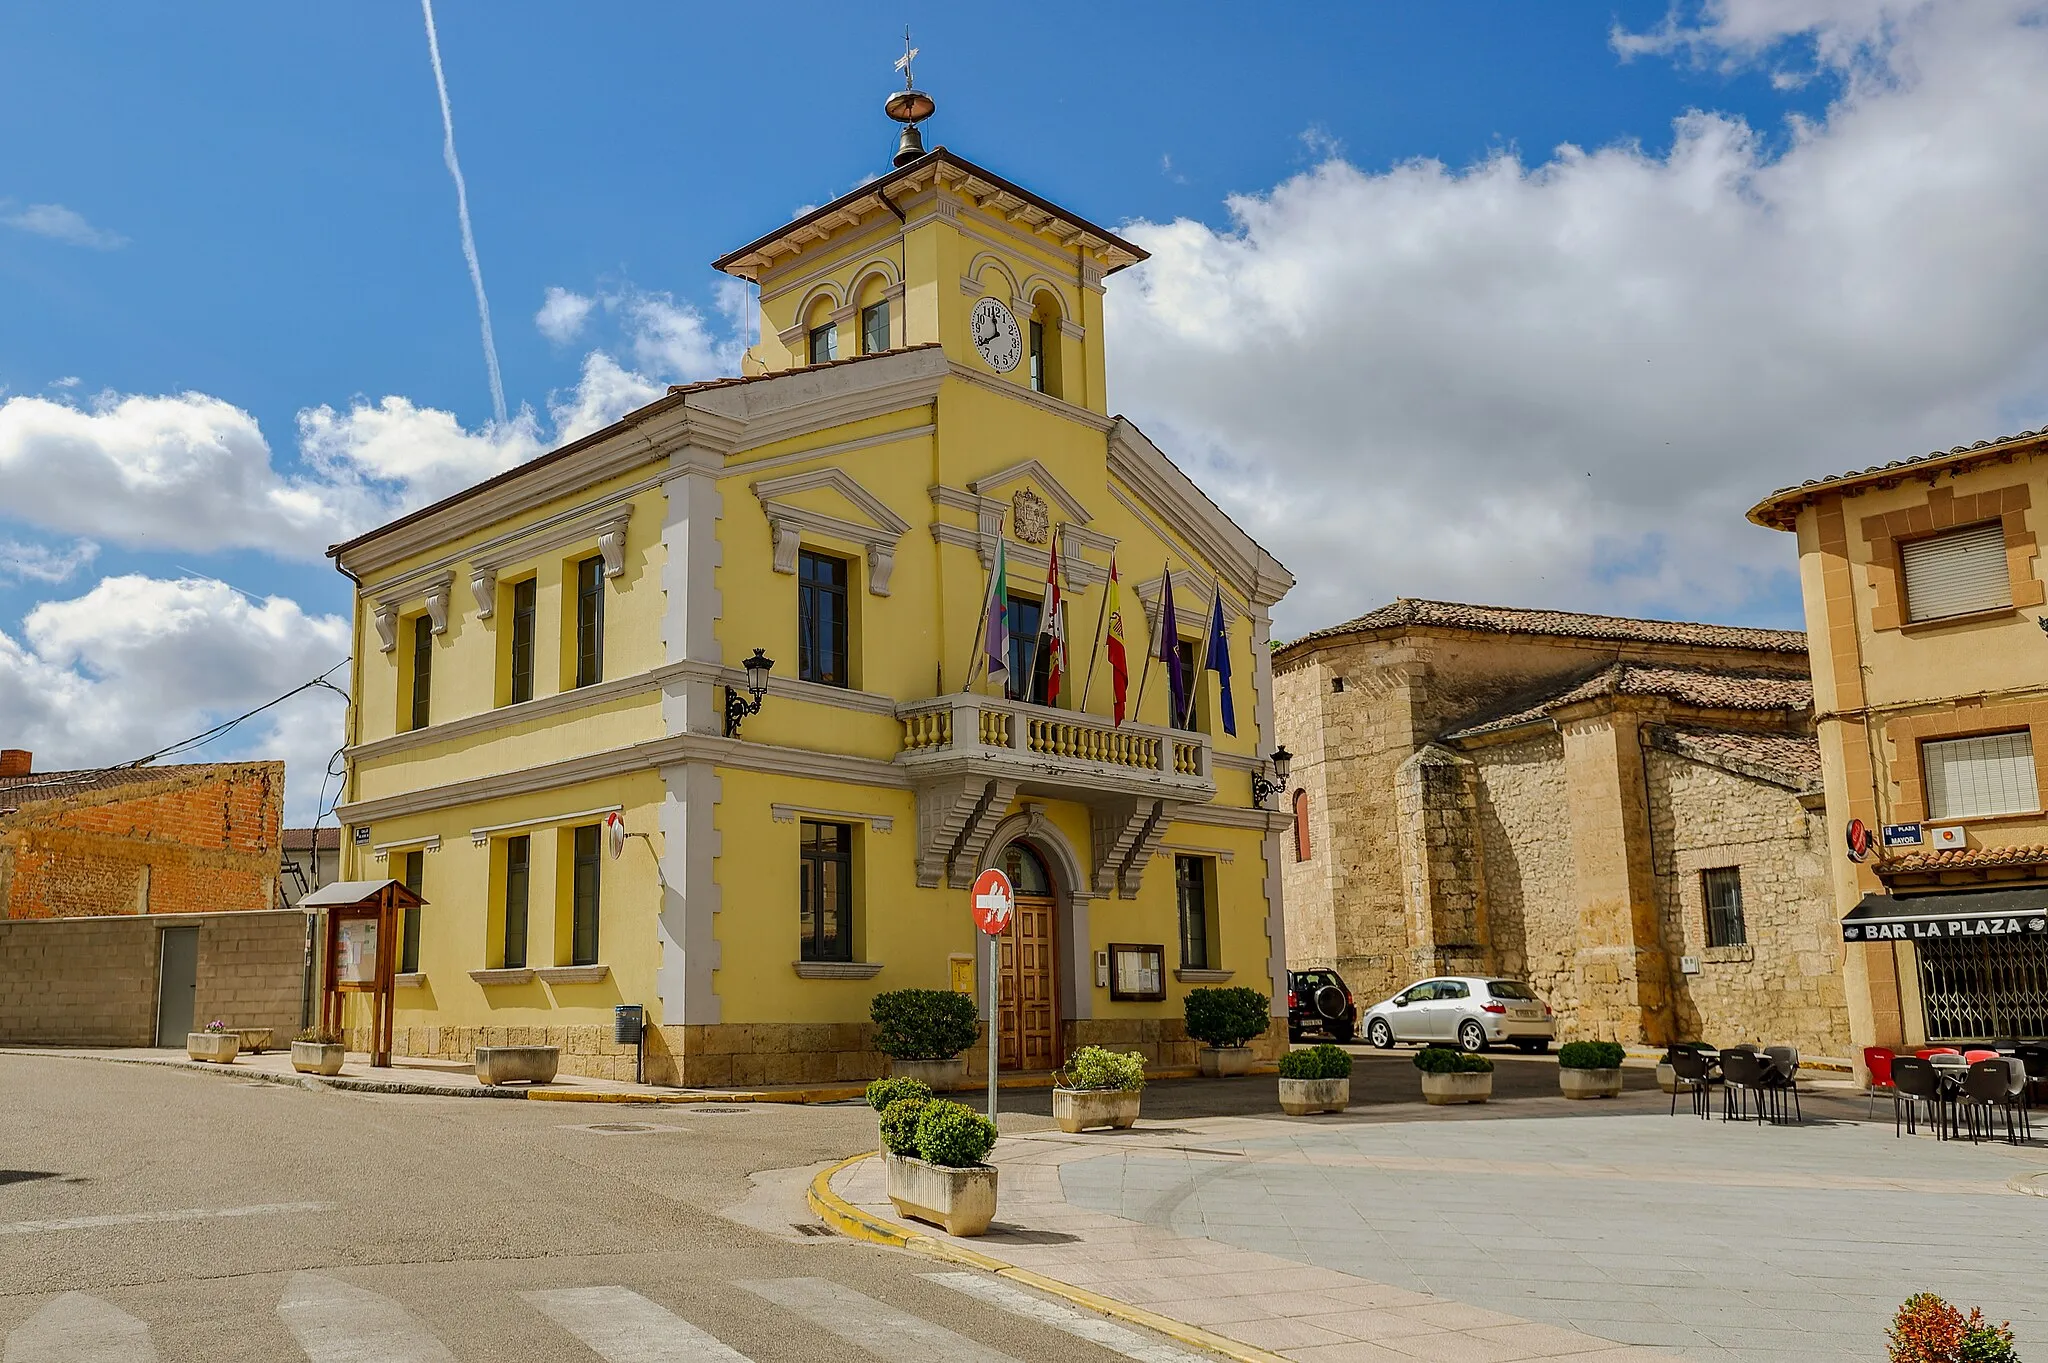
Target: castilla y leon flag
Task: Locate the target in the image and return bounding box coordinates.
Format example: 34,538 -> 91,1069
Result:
1043,534 -> 1066,706
1104,554 -> 1129,724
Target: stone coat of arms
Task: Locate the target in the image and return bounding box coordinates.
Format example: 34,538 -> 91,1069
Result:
1011,488 -> 1050,545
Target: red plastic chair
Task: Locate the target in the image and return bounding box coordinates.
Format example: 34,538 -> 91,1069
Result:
1964,1049 -> 2001,1064
1917,1047 -> 1961,1059
1864,1047 -> 1896,1118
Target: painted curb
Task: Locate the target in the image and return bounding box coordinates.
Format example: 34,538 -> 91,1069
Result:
806,1152 -> 1291,1363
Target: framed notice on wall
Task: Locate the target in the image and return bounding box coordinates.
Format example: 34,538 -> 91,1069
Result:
336,919 -> 379,985
1108,943 -> 1166,1002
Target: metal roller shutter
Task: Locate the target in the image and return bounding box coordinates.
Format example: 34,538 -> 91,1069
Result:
1902,522 -> 2011,621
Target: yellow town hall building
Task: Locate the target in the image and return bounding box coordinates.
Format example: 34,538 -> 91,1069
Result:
329,97 -> 1294,1086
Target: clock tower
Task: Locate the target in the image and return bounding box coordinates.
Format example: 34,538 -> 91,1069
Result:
712,83 -> 1146,416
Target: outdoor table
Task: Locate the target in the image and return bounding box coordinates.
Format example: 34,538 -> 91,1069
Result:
1928,1056 -> 1971,1138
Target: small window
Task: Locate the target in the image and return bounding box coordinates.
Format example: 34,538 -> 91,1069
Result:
860,301 -> 890,355
1924,730 -> 2039,819
1171,638 -> 1201,732
798,550 -> 849,687
1331,676 -> 1345,693
409,614 -> 433,731
400,849 -> 424,974
1702,867 -> 1747,948
1292,789 -> 1311,863
800,820 -> 853,963
570,825 -> 601,966
1005,593 -> 1052,705
1902,522 -> 2011,622
1176,854 -> 1211,970
1028,320 -> 1045,392
508,578 -> 536,705
574,555 -> 605,688
503,835 -> 530,969
1486,980 -> 1537,1001
808,322 -> 838,364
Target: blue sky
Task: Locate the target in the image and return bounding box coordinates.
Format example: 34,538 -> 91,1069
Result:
4,1 -> 2047,814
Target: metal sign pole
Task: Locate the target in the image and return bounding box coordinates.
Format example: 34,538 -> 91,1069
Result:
987,930 -> 999,1123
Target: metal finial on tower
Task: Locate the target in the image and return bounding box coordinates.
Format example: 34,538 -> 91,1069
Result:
884,27 -> 935,168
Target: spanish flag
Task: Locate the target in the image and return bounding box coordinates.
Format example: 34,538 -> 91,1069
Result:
1104,554 -> 1129,724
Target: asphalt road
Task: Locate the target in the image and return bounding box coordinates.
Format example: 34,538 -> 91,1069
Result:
0,1054 -> 1195,1363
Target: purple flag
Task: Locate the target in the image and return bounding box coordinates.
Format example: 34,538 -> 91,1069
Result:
1158,567 -> 1184,725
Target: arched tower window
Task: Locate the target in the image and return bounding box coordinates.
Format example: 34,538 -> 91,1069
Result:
1292,789 -> 1311,862
1028,290 -> 1063,398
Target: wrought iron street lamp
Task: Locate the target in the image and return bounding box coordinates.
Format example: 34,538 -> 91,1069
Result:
1251,746 -> 1293,808
724,648 -> 775,737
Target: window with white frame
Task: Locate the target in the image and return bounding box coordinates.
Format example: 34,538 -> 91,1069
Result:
1923,730 -> 2039,819
1901,522 -> 2011,622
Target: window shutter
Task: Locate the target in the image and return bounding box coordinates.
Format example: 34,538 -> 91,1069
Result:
1923,730 -> 2039,819
1901,522 -> 2010,622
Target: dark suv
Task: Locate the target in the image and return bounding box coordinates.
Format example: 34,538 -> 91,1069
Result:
1286,967 -> 1357,1043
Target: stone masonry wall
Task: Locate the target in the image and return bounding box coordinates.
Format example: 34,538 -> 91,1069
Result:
1395,747 -> 1492,980
0,763 -> 284,920
1468,732 -> 1583,1027
1646,751 -> 1849,1056
0,908 -> 305,1045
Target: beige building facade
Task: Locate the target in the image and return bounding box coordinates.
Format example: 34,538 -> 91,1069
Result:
1751,426 -> 2048,1074
1275,600 -> 1851,1055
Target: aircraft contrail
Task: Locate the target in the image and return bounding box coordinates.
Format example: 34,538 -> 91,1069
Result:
420,0 -> 507,427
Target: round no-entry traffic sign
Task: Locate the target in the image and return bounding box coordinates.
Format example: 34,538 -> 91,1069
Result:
971,868 -> 1014,936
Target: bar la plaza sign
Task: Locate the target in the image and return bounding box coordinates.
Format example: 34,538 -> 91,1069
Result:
1845,915 -> 2048,942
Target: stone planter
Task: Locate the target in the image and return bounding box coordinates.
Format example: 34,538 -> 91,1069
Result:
1420,1070 -> 1492,1105
233,1028 -> 274,1055
1052,1088 -> 1140,1132
1656,1062 -> 1678,1094
884,1152 -> 998,1237
1278,1076 -> 1350,1116
474,1045 -> 560,1086
890,1057 -> 968,1090
1560,1066 -> 1624,1100
1197,1046 -> 1254,1078
291,1041 -> 345,1077
186,1033 -> 239,1064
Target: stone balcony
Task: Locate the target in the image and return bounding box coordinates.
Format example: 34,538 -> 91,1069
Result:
894,694 -> 1213,896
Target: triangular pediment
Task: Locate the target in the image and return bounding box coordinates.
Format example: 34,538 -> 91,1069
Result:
968,458 -> 1093,526
752,467 -> 911,538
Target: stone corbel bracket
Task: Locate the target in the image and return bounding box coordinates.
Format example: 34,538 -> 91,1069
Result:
1091,797 -> 1175,899
373,604 -> 400,653
753,467 -> 911,597
372,573 -> 454,649
469,504 -> 636,617
913,775 -> 1021,888
469,567 -> 498,620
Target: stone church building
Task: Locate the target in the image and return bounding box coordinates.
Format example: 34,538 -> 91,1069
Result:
1274,600 -> 1851,1056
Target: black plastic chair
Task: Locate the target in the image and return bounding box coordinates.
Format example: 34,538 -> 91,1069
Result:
1890,1055 -> 1945,1139
1959,1060 -> 2023,1144
1763,1046 -> 1803,1123
2005,1059 -> 2034,1143
1721,1050 -> 1772,1124
1668,1049 -> 1711,1119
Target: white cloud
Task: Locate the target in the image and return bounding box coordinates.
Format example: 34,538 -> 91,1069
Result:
1108,0 -> 2048,636
0,575 -> 349,823
548,351 -> 666,444
2,202 -> 127,250
535,286 -> 596,344
0,538 -> 96,584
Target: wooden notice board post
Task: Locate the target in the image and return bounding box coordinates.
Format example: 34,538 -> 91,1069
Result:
300,878 -> 426,1068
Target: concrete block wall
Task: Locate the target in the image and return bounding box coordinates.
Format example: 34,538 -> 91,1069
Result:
0,908 -> 306,1045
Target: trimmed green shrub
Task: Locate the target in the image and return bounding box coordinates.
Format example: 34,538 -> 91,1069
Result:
1557,1041 -> 1627,1070
1414,1045 -> 1493,1075
913,1100 -> 998,1168
1184,987 -> 1271,1049
865,1075 -> 933,1113
870,989 -> 981,1061
878,1096 -> 928,1157
1059,1045 -> 1146,1092
1278,1044 -> 1353,1080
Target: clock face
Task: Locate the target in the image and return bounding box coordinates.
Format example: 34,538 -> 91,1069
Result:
971,297 -> 1024,373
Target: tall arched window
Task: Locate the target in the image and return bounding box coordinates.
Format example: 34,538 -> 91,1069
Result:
1028,290 -> 1063,398
1292,789 -> 1311,862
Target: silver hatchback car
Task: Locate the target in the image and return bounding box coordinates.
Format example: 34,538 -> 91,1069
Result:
1361,976 -> 1555,1053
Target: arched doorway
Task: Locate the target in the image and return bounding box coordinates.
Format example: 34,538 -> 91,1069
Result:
997,841 -> 1059,1072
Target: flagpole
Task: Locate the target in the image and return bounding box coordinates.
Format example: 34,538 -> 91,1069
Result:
1182,580 -> 1219,731
1077,561 -> 1111,715
961,537 -> 1002,693
1020,532 -> 1051,706
1132,563 -> 1163,728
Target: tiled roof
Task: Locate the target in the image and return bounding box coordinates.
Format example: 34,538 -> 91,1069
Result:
0,762 -> 229,805
1880,843 -> 2048,875
1655,727 -> 1823,790
1441,663 -> 1813,740
664,343 -> 940,396
283,827 -> 341,853
1749,426 -> 2048,529
1282,599 -> 1807,658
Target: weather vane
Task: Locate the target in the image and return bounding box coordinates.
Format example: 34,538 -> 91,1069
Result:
894,27 -> 918,88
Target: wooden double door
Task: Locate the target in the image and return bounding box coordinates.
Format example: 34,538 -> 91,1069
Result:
995,843 -> 1059,1073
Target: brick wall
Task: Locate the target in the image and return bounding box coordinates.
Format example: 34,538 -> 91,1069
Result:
0,909 -> 307,1045
0,763 -> 283,921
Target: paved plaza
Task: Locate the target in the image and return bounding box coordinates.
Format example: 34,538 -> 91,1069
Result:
839,1097 -> 2048,1363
